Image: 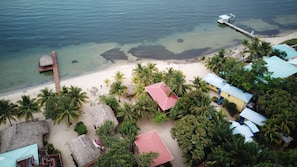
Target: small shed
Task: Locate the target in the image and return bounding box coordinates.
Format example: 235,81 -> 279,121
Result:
90,104 -> 119,129
39,55 -> 54,67
68,135 -> 101,167
0,120 -> 49,153
145,82 -> 179,112
135,130 -> 174,167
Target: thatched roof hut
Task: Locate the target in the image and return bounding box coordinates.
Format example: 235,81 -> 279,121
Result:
90,104 -> 119,128
68,134 -> 100,167
0,120 -> 49,153
39,55 -> 53,67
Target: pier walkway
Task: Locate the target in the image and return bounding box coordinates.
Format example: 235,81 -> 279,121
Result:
51,51 -> 61,93
218,14 -> 256,38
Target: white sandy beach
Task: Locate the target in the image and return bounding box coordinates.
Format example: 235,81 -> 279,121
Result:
1,31 -> 297,167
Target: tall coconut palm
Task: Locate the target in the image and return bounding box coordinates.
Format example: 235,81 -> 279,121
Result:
190,76 -> 209,93
132,63 -> 158,86
37,87 -> 56,107
109,81 -> 127,102
114,71 -> 125,82
260,119 -> 281,145
273,110 -> 296,135
117,102 -> 136,121
67,85 -> 88,107
0,99 -> 18,126
17,95 -> 40,121
55,97 -> 81,127
167,70 -> 190,96
205,49 -> 226,74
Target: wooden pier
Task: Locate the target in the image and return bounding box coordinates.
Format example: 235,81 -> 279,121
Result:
218,14 -> 256,38
51,51 -> 61,93
39,51 -> 61,93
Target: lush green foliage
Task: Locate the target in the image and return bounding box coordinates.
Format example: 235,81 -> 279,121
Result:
74,121 -> 88,135
119,120 -> 140,141
223,100 -> 238,116
109,81 -> 127,102
152,111 -> 168,124
97,138 -> 137,167
0,99 -> 18,126
139,152 -> 159,167
281,38 -> 297,45
40,86 -> 87,127
17,95 -> 41,121
96,120 -> 116,146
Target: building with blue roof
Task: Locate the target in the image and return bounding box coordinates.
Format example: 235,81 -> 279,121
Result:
0,144 -> 39,167
203,73 -> 253,111
272,44 -> 297,60
245,56 -> 297,79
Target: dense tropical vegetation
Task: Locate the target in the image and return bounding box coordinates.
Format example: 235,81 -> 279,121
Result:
1,37 -> 297,166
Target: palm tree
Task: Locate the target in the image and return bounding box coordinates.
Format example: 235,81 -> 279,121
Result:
205,49 -> 226,74
190,76 -> 209,93
17,95 -> 40,121
67,85 -> 88,107
117,102 -> 136,121
114,71 -> 125,82
0,99 -> 18,126
167,70 -> 190,96
132,63 -> 158,86
272,110 -> 296,135
134,95 -> 157,119
104,78 -> 110,87
109,81 -> 127,102
260,119 -> 281,145
55,97 -> 81,127
37,87 -> 56,107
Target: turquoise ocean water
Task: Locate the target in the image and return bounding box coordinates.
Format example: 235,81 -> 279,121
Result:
0,0 -> 297,93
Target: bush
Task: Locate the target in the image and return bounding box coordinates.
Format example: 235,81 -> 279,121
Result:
44,142 -> 61,154
153,112 -> 168,124
225,102 -> 238,116
212,96 -> 218,103
74,121 -> 88,135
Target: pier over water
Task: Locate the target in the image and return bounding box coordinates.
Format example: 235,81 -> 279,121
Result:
218,14 -> 256,38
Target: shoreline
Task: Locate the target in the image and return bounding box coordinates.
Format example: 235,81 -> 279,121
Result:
1,29 -> 297,98
0,30 -> 297,167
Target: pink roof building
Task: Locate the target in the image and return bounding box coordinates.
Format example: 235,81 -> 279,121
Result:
145,82 -> 179,112
135,130 -> 174,167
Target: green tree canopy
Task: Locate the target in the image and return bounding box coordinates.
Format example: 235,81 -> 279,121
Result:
17,95 -> 40,121
0,99 -> 18,126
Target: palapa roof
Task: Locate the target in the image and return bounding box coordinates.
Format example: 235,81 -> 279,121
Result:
145,82 -> 179,111
90,104 -> 119,128
135,130 -> 174,167
68,134 -> 100,167
39,55 -> 54,66
0,120 -> 49,153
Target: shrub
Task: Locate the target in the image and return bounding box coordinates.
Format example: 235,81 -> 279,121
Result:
225,102 -> 238,116
74,121 -> 88,135
44,142 -> 61,154
153,112 -> 168,124
212,96 -> 218,103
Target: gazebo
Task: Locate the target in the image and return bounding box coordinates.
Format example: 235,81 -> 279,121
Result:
68,135 -> 101,167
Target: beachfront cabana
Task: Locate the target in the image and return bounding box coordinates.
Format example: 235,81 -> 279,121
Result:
145,82 -> 179,112
202,73 -> 253,111
239,108 -> 267,126
272,44 -> 297,60
0,143 -> 39,167
0,120 -> 49,153
90,104 -> 119,129
134,130 -> 174,167
68,134 -> 101,167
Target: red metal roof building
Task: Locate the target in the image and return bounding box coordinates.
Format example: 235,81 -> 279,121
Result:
145,82 -> 179,112
135,130 -> 174,167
